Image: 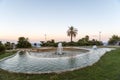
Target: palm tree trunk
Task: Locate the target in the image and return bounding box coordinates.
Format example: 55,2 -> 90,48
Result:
71,35 -> 72,42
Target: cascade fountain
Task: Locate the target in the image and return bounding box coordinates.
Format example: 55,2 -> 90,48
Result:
0,45 -> 113,74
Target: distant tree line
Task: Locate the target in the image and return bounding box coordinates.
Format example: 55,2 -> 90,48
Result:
0,37 -> 32,54
0,26 -> 120,53
41,34 -> 120,47
0,34 -> 120,53
41,35 -> 102,47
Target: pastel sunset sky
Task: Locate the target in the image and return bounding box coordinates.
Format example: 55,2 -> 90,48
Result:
0,0 -> 120,43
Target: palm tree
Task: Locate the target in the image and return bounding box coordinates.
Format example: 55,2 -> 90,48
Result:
67,26 -> 78,42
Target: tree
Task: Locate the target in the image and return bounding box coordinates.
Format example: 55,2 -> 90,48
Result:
108,35 -> 120,45
51,39 -> 55,43
17,37 -> 31,48
4,42 -> 13,50
67,26 -> 78,42
11,43 -> 16,49
0,41 -> 5,53
85,35 -> 89,42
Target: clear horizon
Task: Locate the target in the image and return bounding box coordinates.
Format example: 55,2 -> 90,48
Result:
0,0 -> 120,43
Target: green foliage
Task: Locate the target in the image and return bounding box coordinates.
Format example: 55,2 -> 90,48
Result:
0,41 -> 5,53
0,51 -> 17,59
108,35 -> 120,45
41,35 -> 102,47
4,42 -> 15,50
41,39 -> 57,47
77,36 -> 102,46
17,37 -> 32,48
66,42 -> 78,46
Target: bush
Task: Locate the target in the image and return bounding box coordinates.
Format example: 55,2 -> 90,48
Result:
17,37 -> 32,48
0,44 -> 5,54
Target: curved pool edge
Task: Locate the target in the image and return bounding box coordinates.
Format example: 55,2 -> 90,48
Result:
0,51 -> 20,62
0,48 -> 115,74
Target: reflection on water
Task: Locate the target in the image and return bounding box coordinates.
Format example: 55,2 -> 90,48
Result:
0,48 -> 112,73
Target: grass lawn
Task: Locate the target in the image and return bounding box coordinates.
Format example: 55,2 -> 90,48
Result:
0,48 -> 120,80
0,51 -> 17,60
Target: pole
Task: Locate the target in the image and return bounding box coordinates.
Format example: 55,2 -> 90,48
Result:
99,32 -> 101,42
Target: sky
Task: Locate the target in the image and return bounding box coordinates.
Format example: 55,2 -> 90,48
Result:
0,0 -> 120,43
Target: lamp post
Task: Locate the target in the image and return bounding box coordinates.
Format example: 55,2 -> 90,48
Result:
99,32 -> 101,42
